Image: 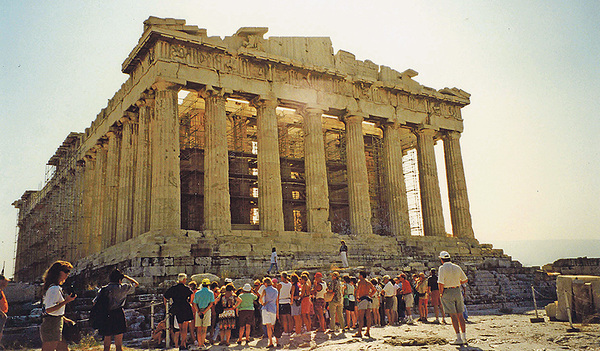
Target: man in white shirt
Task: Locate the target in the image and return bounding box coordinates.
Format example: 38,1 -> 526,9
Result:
278,272 -> 293,334
381,275 -> 397,325
437,251 -> 468,345
268,247 -> 278,274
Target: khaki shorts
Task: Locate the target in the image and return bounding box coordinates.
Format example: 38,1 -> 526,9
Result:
441,287 -> 464,314
403,293 -> 414,308
195,309 -> 212,328
40,315 -> 63,342
357,299 -> 372,310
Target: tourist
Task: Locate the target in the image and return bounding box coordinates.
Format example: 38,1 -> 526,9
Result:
299,273 -> 312,333
370,278 -> 381,326
382,275 -> 397,326
40,261 -> 76,351
278,272 -> 293,334
343,275 -> 356,329
437,251 -> 469,345
339,240 -> 349,268
209,281 -> 220,344
267,247 -> 278,275
398,274 -> 414,324
416,272 -> 429,322
193,278 -> 214,349
98,269 -> 139,351
164,273 -> 194,350
427,268 -> 445,324
187,281 -> 198,344
353,271 -> 376,338
289,274 -> 302,336
216,283 -> 240,345
251,279 -> 263,336
311,272 -> 327,332
236,283 -> 257,345
327,272 -> 344,333
259,277 -> 279,348
0,274 -> 9,348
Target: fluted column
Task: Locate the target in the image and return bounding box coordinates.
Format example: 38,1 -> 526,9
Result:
90,143 -> 107,254
133,94 -> 153,236
80,155 -> 95,258
382,123 -> 411,237
203,89 -> 231,231
116,114 -> 137,243
102,129 -> 121,249
343,113 -> 373,236
443,131 -> 475,239
254,98 -> 285,231
414,128 -> 445,236
150,82 -> 181,231
302,107 -> 331,233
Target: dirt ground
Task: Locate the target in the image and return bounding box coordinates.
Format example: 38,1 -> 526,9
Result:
25,307 -> 600,351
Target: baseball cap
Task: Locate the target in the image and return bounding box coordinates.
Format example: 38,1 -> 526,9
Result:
243,283 -> 252,292
439,251 -> 451,259
202,278 -> 211,286
314,272 -> 323,278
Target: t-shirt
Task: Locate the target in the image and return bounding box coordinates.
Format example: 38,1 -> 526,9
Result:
261,286 -> 278,314
238,292 -> 257,311
270,252 -> 277,263
44,285 -> 65,316
164,283 -> 193,310
438,262 -> 468,288
103,282 -> 136,310
279,281 -> 292,304
346,284 -> 355,302
383,281 -> 396,297
193,287 -> 215,309
400,280 -> 412,294
427,276 -> 439,291
0,291 -> 8,313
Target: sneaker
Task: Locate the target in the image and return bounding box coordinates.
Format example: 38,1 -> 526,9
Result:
450,337 -> 465,345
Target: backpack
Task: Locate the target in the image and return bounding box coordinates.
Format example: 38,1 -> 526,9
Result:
89,288 -> 109,330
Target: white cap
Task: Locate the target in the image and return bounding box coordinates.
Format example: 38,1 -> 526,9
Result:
439,251 -> 451,259
243,283 -> 252,292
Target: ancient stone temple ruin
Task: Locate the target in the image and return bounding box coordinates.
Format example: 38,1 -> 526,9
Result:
13,17 -> 503,285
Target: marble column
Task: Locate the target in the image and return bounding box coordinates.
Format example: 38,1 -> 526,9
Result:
382,123 -> 411,237
414,128 -> 446,237
150,82 -> 181,231
89,143 -> 107,254
302,107 -> 331,233
102,128 -> 121,249
203,89 -> 231,231
133,94 -> 153,236
80,155 -> 95,258
443,131 -> 475,239
343,113 -> 373,236
116,114 -> 137,243
254,98 -> 285,231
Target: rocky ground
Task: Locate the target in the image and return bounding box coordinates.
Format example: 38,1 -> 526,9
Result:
33,307 -> 595,351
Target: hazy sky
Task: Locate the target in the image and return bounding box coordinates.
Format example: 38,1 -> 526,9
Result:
1,1 -> 598,276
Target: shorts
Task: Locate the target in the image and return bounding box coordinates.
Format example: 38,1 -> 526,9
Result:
279,303 -> 291,315
344,300 -> 355,311
300,297 -> 312,315
357,299 -> 372,310
392,296 -> 398,311
313,298 -> 325,313
262,310 -> 276,325
403,294 -> 414,308
291,302 -> 301,316
195,309 -> 212,327
0,311 -> 6,334
430,290 -> 442,306
40,315 -> 63,342
384,296 -> 394,310
238,310 -> 254,327
372,296 -> 380,308
441,287 -> 465,314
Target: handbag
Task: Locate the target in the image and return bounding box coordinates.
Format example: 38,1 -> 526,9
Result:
62,318 -> 81,344
89,288 -> 109,330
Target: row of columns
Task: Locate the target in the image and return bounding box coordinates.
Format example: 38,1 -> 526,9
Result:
79,84 -> 473,257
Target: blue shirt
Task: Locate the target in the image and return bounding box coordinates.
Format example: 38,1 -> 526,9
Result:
193,287 -> 215,309
261,286 -> 278,314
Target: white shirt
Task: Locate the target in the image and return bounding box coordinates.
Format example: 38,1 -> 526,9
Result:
279,281 -> 292,304
383,281 -> 396,297
315,281 -> 327,299
44,285 -> 65,316
438,262 -> 468,288
270,252 -> 277,264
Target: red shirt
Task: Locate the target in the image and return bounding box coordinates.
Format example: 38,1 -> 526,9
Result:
401,280 -> 412,294
0,291 -> 8,313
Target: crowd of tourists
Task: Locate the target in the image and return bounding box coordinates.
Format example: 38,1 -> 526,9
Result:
32,249 -> 468,351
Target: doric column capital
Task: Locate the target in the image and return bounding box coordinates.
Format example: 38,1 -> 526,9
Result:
414,127 -> 438,138
151,80 -> 181,92
443,130 -> 461,140
198,86 -> 231,100
119,111 -> 137,124
250,96 -> 278,110
341,111 -> 368,123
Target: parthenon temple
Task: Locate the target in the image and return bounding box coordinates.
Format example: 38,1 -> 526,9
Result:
12,17 -> 495,284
